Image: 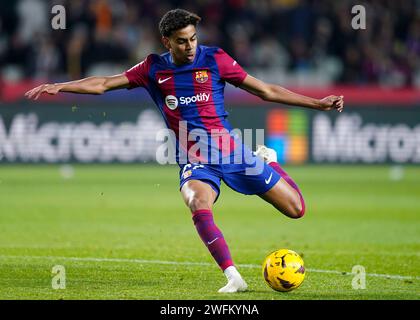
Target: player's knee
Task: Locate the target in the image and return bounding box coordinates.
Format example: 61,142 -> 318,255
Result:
282,195 -> 304,219
290,197 -> 305,219
188,196 -> 212,212
290,204 -> 304,219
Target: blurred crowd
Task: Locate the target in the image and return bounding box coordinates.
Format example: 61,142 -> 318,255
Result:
0,0 -> 419,88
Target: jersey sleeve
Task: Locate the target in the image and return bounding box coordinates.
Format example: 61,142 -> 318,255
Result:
124,55 -> 152,89
214,48 -> 248,87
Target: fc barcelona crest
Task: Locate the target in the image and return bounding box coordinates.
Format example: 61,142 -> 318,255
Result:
195,70 -> 208,83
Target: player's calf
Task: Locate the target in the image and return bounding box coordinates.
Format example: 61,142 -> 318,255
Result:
273,194 -> 303,219
256,145 -> 305,219
262,181 -> 305,219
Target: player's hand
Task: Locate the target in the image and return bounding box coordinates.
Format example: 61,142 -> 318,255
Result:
318,95 -> 344,112
25,83 -> 61,100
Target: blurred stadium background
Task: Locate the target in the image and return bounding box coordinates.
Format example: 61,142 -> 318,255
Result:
0,0 -> 419,300
1,0 -> 419,86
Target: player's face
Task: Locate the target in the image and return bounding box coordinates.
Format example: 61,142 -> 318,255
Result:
164,24 -> 197,65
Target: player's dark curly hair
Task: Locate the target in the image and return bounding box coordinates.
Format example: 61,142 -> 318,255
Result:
159,9 -> 201,37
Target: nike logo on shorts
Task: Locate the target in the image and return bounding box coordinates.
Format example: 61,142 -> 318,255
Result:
265,173 -> 273,184
158,76 -> 172,84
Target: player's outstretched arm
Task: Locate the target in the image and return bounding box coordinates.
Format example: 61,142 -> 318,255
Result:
25,74 -> 130,100
239,75 -> 344,112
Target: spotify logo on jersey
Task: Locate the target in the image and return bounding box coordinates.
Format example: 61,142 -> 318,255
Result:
165,93 -> 211,110
165,95 -> 178,110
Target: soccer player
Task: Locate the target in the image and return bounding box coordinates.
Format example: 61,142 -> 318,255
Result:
25,9 -> 344,293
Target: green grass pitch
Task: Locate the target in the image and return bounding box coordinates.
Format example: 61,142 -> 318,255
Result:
0,164 -> 419,300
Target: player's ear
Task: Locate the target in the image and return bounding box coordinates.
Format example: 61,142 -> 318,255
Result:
162,36 -> 171,50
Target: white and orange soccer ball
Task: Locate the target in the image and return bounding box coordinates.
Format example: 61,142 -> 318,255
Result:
262,249 -> 305,292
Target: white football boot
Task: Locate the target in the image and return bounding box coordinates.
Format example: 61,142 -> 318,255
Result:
254,145 -> 277,164
218,266 -> 248,293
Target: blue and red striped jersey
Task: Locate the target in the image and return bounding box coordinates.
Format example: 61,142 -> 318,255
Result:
124,45 -> 248,165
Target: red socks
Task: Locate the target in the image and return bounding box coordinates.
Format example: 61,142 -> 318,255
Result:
192,209 -> 233,271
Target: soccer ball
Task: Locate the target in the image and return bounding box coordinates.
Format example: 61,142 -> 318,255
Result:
262,249 -> 305,292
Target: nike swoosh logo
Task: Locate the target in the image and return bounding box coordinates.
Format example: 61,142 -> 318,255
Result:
207,237 -> 219,245
265,173 -> 273,184
158,76 -> 172,84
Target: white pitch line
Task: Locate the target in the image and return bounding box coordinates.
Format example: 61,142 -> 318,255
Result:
0,255 -> 418,281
